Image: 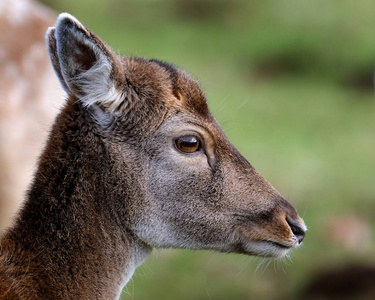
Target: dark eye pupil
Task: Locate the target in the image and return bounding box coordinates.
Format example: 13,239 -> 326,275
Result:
176,136 -> 200,153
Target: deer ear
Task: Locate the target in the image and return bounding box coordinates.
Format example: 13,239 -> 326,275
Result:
46,13 -> 123,110
45,27 -> 70,94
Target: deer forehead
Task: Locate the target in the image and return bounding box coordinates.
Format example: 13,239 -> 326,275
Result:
118,57 -> 210,119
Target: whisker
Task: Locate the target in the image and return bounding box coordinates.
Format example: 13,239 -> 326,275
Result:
302,206 -> 309,220
235,96 -> 250,112
236,255 -> 254,278
204,275 -> 213,300
255,257 -> 266,274
264,259 -> 272,275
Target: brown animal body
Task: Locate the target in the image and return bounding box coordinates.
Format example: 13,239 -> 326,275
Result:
0,14 -> 306,299
0,0 -> 62,234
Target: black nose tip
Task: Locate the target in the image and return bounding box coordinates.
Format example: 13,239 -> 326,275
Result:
287,219 -> 306,244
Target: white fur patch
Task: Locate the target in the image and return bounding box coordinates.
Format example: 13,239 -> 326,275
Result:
68,58 -> 123,109
116,241 -> 151,299
244,240 -> 293,258
56,12 -> 87,34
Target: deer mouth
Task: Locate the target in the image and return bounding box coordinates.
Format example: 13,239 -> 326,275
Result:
232,212 -> 306,258
264,240 -> 291,250
232,226 -> 301,258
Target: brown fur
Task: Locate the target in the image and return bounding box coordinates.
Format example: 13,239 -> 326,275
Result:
0,14 -> 306,299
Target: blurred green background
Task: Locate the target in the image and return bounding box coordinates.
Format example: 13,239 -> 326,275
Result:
39,0 -> 375,299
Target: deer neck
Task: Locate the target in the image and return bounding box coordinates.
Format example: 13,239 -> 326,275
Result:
3,99 -> 151,299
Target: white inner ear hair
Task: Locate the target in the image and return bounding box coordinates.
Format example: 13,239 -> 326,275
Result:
67,53 -> 124,111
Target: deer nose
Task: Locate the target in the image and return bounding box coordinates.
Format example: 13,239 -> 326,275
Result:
287,218 -> 306,244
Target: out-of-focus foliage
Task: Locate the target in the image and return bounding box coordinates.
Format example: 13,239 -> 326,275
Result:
38,1 -> 375,299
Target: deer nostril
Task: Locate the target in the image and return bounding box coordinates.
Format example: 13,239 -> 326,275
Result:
286,219 -> 306,244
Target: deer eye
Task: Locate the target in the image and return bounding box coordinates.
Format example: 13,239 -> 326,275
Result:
175,135 -> 201,153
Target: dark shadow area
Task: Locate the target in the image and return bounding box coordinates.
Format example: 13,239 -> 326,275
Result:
296,264 -> 375,300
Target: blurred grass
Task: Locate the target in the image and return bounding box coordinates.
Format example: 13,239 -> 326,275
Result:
39,0 -> 375,299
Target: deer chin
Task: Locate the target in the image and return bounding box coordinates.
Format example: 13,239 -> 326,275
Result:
242,240 -> 295,258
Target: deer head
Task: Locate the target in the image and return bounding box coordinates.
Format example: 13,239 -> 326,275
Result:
45,13 -> 306,260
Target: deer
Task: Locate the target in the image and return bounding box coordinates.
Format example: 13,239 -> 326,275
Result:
0,0 -> 62,234
0,13 -> 306,300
